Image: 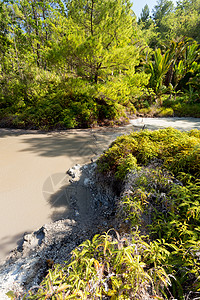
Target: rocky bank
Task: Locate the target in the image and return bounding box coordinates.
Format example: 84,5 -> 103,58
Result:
0,162 -> 118,299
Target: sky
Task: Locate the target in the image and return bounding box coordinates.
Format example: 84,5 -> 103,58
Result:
131,0 -> 177,18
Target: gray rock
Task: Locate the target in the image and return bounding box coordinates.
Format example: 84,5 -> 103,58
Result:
74,164 -> 81,170
67,168 -> 76,178
83,178 -> 90,186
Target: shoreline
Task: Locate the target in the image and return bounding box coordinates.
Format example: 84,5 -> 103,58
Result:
0,162 -> 117,298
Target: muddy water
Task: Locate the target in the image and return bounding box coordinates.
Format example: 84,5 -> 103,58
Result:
130,117 -> 200,131
0,126 -> 133,262
0,117 -> 200,262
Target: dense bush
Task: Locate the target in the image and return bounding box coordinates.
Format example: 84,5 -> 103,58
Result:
160,97 -> 200,118
97,128 -> 200,298
119,167 -> 200,299
97,128 -> 200,179
0,76 -> 135,130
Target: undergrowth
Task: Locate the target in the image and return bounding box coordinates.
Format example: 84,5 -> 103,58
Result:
17,230 -> 170,300
136,95 -> 200,118
96,128 -> 200,299
97,127 -> 200,180
119,167 -> 200,299
0,77 -> 131,130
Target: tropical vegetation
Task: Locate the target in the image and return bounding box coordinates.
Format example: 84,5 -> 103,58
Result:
0,0 -> 199,129
3,0 -> 200,299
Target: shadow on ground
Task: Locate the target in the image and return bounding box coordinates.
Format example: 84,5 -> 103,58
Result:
0,129 -> 42,138
0,232 -> 28,264
19,133 -> 96,158
46,165 -> 94,222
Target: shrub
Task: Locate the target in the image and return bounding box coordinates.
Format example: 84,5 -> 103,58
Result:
117,165 -> 200,299
21,230 -> 169,300
0,75 -> 133,130
137,107 -> 151,115
173,103 -> 200,117
97,128 -> 200,179
157,107 -> 174,117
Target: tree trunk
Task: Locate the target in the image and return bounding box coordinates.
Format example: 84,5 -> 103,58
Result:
90,0 -> 94,35
94,62 -> 102,83
31,1 -> 40,67
94,72 -> 98,83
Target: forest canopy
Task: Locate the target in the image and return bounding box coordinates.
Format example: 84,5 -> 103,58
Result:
0,0 -> 199,129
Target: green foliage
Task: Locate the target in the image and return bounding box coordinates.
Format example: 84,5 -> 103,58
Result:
147,0 -> 200,46
163,99 -> 200,117
0,0 -> 149,129
118,166 -> 200,298
152,0 -> 174,27
20,229 -> 170,299
1,73 -> 140,129
98,128 -> 200,179
58,0 -> 137,84
0,0 -> 199,128
148,180 -> 200,299
164,0 -> 200,43
97,127 -> 200,297
145,38 -> 200,102
138,4 -> 150,24
115,154 -> 138,179
156,107 -> 174,117
146,48 -> 173,99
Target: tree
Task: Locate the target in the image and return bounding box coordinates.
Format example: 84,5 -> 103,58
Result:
138,4 -> 150,23
171,0 -> 200,42
151,0 -> 200,44
0,2 -> 11,54
152,0 -> 174,27
60,0 -> 138,83
8,0 -> 65,68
